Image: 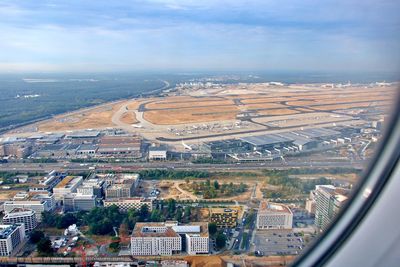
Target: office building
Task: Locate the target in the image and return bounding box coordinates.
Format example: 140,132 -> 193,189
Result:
2,208 -> 37,232
0,224 -> 25,256
77,178 -> 106,198
105,174 -> 139,199
131,222 -> 209,256
314,185 -> 349,231
256,201 -> 293,230
53,176 -> 83,200
103,198 -> 152,212
63,194 -> 97,212
4,192 -> 55,221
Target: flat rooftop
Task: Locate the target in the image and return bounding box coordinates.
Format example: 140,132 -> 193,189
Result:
240,134 -> 292,146
55,176 -> 82,189
0,224 -> 20,239
259,201 -> 292,214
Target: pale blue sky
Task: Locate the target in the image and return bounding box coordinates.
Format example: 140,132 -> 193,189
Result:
0,0 -> 399,72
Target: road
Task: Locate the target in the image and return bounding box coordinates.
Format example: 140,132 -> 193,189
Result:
0,159 -> 365,173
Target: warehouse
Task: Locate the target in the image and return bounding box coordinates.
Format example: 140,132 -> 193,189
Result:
97,136 -> 141,158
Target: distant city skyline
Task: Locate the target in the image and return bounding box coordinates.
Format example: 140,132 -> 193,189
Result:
0,0 -> 399,73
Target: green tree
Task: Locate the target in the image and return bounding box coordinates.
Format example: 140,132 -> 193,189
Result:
37,237 -> 53,255
167,198 -> 176,215
213,180 -> 220,190
208,223 -> 218,236
30,230 -> 44,244
139,204 -> 149,220
56,213 -> 77,229
216,232 -> 227,249
175,208 -> 183,222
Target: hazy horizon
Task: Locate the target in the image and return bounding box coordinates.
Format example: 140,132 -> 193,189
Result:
1,0 -> 400,73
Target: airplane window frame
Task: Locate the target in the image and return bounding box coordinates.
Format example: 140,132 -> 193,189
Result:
293,92 -> 400,266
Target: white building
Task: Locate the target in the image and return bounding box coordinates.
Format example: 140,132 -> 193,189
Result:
2,208 -> 37,232
148,146 -> 167,160
0,224 -> 25,256
63,194 -> 97,212
305,190 -> 317,214
4,192 -> 55,222
104,198 -> 152,212
53,176 -> 83,200
314,185 -> 349,231
256,201 -> 293,230
131,222 -> 209,256
172,225 -> 209,255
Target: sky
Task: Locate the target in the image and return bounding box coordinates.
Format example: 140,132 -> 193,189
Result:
0,0 -> 399,73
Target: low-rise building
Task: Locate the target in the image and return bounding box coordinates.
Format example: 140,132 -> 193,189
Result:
131,221 -> 209,256
103,198 -> 152,212
76,144 -> 98,156
0,224 -> 25,256
77,178 -> 106,198
53,176 -> 83,200
148,146 -> 168,160
4,192 -> 55,221
98,136 -> 141,158
2,208 -> 37,232
63,194 -> 97,212
209,208 -> 239,228
256,201 -> 293,230
30,170 -> 65,192
105,173 -> 139,199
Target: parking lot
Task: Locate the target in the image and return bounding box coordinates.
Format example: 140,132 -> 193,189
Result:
253,230 -> 305,256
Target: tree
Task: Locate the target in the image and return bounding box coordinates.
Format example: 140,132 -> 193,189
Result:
213,180 -> 220,190
150,209 -> 163,222
56,213 -> 77,229
167,198 -> 176,215
174,208 -> 183,222
37,237 -> 53,255
42,211 -> 57,227
139,204 -> 149,220
208,223 -> 218,236
216,232 -> 227,249
30,230 -> 44,244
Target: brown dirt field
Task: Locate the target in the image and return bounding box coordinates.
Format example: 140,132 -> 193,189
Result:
185,255 -> 224,267
257,109 -> 299,116
126,99 -> 153,110
294,107 -> 315,112
0,190 -> 19,200
120,112 -> 138,124
221,255 -> 295,267
145,99 -> 235,110
38,101 -> 127,132
199,208 -> 210,221
144,106 -> 239,125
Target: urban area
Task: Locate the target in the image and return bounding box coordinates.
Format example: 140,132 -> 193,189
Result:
0,79 -> 396,267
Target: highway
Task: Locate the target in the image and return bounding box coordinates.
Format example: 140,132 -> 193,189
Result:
0,160 -> 365,173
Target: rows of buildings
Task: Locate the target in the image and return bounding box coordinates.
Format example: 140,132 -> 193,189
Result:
0,130 -> 169,161
205,126 -> 361,161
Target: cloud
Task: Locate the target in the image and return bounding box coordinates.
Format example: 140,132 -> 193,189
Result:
0,0 -> 399,72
